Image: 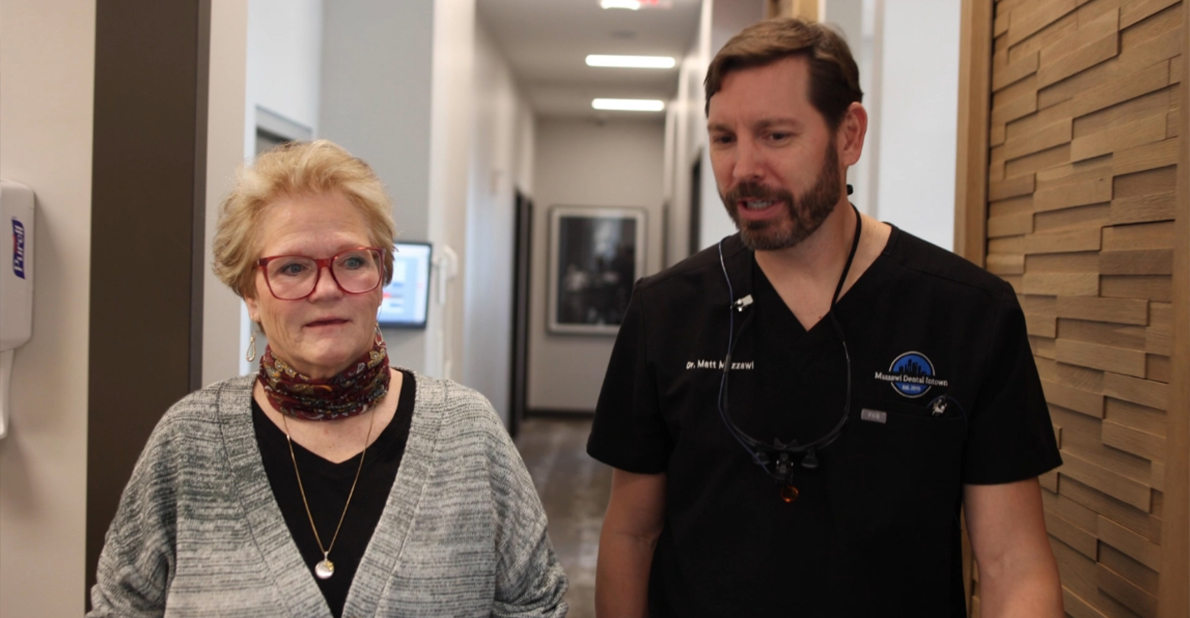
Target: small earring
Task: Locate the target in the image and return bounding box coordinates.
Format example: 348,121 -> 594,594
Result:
246,330 -> 257,362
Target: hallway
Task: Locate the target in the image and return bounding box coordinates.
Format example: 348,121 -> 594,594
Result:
515,416 -> 611,618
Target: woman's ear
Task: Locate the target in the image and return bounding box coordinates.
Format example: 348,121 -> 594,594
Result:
244,290 -> 261,324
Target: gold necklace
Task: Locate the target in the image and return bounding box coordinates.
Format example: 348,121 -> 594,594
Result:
280,409 -> 375,580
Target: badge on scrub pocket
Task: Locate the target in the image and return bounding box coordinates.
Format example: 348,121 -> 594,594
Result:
860,408 -> 887,424
859,394 -> 964,423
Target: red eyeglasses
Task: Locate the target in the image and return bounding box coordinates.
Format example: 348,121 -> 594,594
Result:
257,247 -> 386,300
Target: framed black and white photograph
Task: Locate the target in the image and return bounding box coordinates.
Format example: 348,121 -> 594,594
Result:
548,206 -> 646,335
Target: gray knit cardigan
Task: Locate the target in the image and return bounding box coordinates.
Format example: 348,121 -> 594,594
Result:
88,373 -> 568,617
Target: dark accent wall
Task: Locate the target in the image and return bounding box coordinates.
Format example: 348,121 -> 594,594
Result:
86,0 -> 210,604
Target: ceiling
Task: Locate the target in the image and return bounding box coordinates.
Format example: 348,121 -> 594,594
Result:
476,0 -> 704,119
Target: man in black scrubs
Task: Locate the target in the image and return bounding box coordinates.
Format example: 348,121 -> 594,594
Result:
587,18 -> 1064,618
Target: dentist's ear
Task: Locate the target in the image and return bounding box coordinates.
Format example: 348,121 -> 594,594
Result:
837,102 -> 868,167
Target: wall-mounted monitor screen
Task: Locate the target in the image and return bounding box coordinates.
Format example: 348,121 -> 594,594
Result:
378,241 -> 432,329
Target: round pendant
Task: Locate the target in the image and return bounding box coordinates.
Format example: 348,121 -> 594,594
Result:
314,559 -> 334,580
779,485 -> 800,503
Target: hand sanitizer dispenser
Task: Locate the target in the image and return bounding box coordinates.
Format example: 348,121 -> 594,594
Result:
1,180 -> 34,439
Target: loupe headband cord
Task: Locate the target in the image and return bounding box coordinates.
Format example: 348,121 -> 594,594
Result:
717,242 -> 774,469
715,246 -> 847,483
714,205 -> 862,483
716,309 -> 851,481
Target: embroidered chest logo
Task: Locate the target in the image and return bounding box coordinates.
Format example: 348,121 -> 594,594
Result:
874,351 -> 949,398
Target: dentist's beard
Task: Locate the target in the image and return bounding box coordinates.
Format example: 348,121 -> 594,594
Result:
721,142 -> 842,251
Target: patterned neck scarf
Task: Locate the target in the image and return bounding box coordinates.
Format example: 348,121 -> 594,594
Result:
257,329 -> 390,421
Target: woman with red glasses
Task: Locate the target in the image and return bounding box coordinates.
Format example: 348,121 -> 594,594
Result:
88,140 -> 567,618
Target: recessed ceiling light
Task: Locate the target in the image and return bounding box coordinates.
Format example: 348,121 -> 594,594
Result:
586,55 -> 676,69
601,0 -> 641,9
592,98 -> 665,112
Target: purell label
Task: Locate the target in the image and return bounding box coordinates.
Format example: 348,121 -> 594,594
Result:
12,218 -> 26,279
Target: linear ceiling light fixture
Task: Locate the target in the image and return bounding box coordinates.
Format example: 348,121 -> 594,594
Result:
592,98 -> 665,112
586,55 -> 676,69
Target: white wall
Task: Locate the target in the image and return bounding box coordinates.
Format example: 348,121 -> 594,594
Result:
528,118 -> 666,411
515,104 -> 535,194
869,0 -> 959,250
0,0 -> 95,614
319,0 -> 478,381
819,0 -> 873,215
698,0 -> 765,250
239,0 -> 324,376
244,0 -> 323,156
320,1 -> 436,373
665,0 -> 765,264
664,0 -> 711,268
462,21 -> 535,424
204,0 -> 249,386
425,0 -> 477,384
663,0 -> 960,251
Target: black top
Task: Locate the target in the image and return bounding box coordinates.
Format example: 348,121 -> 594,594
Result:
587,227 -> 1062,617
253,369 -> 416,618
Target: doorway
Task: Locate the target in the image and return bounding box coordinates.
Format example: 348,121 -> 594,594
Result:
689,154 -> 702,255
508,190 -> 533,438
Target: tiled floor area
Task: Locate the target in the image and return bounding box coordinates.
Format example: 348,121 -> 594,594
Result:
515,416 -> 611,618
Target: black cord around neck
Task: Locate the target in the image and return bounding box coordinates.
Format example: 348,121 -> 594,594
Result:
714,203 -> 862,487
830,204 -> 863,309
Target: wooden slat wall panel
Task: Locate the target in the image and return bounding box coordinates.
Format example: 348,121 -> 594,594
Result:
972,0 -> 1185,616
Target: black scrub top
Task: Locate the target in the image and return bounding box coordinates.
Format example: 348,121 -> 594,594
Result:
587,227 -> 1062,617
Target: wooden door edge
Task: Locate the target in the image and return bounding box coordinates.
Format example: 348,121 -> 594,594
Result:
954,0 -> 993,270
1156,4 -> 1190,617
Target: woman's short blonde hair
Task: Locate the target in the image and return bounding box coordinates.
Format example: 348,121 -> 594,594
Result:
212,139 -> 397,298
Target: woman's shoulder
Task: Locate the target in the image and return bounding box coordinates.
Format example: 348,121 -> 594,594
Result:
404,373 -> 537,506
151,374 -> 255,438
118,375 -> 254,492
408,371 -> 506,437
409,372 -> 494,413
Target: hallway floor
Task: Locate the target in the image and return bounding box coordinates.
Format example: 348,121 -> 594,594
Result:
515,416 -> 611,618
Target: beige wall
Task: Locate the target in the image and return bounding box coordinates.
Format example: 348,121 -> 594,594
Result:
204,0 -> 249,386
528,117 -> 666,412
461,20 -> 536,423
0,0 -> 96,614
0,1 -> 250,610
